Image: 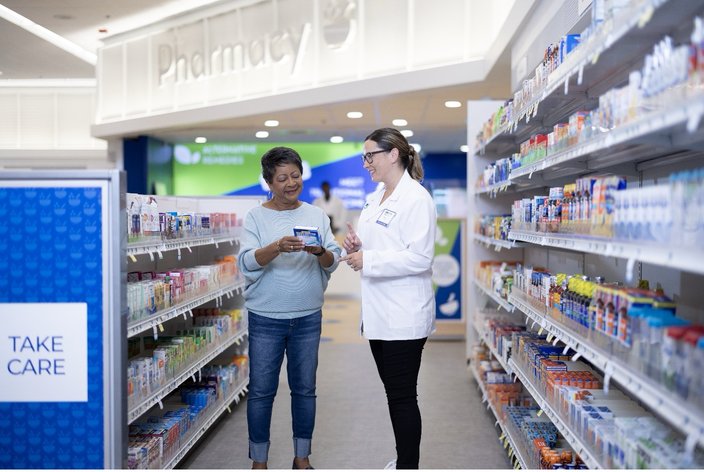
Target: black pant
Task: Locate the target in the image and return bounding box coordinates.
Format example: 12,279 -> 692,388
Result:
369,338 -> 427,469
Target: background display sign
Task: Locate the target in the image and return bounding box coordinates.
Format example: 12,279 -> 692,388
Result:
432,219 -> 464,321
0,173 -> 123,469
172,142 -> 377,209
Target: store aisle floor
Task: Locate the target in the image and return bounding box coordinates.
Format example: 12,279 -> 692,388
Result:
180,297 -> 510,469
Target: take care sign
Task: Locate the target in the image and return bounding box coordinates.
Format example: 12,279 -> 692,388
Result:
0,303 -> 88,402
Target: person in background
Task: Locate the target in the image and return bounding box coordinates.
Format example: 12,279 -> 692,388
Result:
341,128 -> 437,469
238,146 -> 341,470
312,180 -> 347,234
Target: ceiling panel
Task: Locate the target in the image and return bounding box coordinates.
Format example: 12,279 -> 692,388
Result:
0,0 -> 515,152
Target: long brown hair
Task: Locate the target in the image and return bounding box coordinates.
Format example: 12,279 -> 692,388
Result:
365,128 -> 423,182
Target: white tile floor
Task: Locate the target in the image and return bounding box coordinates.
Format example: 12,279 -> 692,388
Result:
179,297 -> 511,469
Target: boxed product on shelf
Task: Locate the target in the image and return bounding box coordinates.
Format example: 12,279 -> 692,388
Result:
127,194 -> 161,243
127,353 -> 250,470
475,261 -> 521,300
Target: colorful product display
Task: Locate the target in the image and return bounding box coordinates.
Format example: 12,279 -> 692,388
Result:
512,264 -> 704,407
127,353 -> 249,469
475,215 -> 512,242
127,256 -> 239,323
127,193 -> 240,243
477,16 -> 704,175
507,167 -> 704,250
478,309 -> 704,469
127,309 -> 245,408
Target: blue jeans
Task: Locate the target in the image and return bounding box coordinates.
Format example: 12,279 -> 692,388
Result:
247,311 -> 322,463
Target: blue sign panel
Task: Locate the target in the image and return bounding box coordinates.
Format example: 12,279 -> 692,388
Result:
0,187 -> 104,469
433,219 -> 464,321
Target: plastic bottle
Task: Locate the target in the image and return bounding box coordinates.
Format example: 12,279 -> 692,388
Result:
645,315 -> 690,379
670,171 -> 685,246
694,337 -> 704,408
662,326 -> 689,392
680,328 -> 704,399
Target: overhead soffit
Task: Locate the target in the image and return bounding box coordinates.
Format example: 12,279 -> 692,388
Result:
0,0 -> 525,152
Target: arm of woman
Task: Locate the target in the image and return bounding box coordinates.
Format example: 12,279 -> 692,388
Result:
238,213 -> 304,281
303,214 -> 341,270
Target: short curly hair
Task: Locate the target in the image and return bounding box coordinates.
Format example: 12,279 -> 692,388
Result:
261,147 -> 303,183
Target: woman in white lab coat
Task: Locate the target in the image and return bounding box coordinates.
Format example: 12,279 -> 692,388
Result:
341,128 -> 437,469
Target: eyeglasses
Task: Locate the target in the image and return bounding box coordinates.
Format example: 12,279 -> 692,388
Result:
361,149 -> 387,164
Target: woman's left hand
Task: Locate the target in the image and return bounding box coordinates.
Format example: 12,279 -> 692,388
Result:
340,251 -> 363,271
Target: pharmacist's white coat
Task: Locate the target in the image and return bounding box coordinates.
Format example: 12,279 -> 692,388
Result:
357,170 -> 437,340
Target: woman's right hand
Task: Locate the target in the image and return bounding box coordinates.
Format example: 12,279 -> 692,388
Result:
277,236 -> 305,254
343,222 -> 362,253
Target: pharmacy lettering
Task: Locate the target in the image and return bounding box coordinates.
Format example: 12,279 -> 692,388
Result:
158,21 -> 312,86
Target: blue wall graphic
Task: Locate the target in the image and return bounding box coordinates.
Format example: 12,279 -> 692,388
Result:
0,187 -> 104,469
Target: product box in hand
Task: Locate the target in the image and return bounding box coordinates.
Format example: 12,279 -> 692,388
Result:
293,226 -> 322,246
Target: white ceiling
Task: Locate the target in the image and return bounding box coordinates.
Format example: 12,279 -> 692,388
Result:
0,0 -> 514,153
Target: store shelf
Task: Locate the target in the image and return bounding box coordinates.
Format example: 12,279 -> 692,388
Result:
128,329 -> 248,424
508,230 -> 704,275
480,0 -> 687,154
474,181 -> 513,196
471,365 -> 528,469
508,358 -> 603,469
127,280 -> 245,338
507,289 -> 704,449
127,233 -> 240,259
473,315 -> 514,376
474,280 -> 515,313
473,234 -> 525,251
163,380 -> 249,469
509,93 -> 704,184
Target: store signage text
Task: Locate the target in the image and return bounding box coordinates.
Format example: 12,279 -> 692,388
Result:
0,303 -> 87,402
6,335 -> 66,375
158,22 -> 312,86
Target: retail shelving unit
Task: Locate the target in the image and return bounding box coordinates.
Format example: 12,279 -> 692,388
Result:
162,379 -> 249,469
125,196 -> 261,468
473,280 -> 515,313
471,311 -> 524,467
127,328 -> 248,423
471,364 -> 528,469
472,233 -> 525,251
507,289 -> 704,449
127,233 -> 241,260
468,0 -> 704,467
127,281 -> 245,338
509,359 -> 603,469
507,230 -> 704,276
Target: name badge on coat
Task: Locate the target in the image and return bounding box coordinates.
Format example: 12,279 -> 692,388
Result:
376,209 -> 397,227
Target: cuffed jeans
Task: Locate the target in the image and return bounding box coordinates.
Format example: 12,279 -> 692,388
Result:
370,338 -> 427,470
247,311 -> 322,463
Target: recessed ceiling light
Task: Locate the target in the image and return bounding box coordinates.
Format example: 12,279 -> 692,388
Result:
400,129 -> 414,138
264,120 -> 279,127
460,145 -> 469,153
330,136 -> 344,143
392,119 -> 408,127
411,143 -> 422,153
347,111 -> 363,119
445,100 -> 462,108
255,131 -> 269,138
195,136 -> 207,144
